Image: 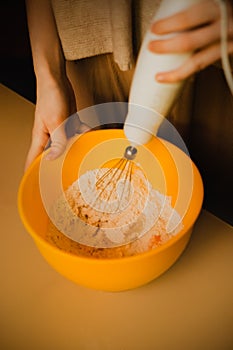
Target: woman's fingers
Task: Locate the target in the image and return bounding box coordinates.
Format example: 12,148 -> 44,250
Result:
24,120 -> 67,168
148,0 -> 233,83
149,21 -> 221,53
24,115 -> 90,171
24,123 -> 49,171
65,112 -> 91,138
77,122 -> 90,133
24,76 -> 78,171
156,40 -> 233,83
45,118 -> 90,160
151,0 -> 220,34
45,123 -> 67,160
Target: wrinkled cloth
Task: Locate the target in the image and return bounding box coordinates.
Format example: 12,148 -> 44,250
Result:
51,0 -> 162,70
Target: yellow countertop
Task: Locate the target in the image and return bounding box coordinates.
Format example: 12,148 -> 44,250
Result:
0,83 -> 233,350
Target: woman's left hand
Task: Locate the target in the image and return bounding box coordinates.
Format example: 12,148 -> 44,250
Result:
148,0 -> 233,83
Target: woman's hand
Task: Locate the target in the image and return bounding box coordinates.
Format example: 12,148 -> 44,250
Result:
25,0 -> 89,171
148,0 -> 233,83
24,75 -> 90,171
25,75 -> 73,170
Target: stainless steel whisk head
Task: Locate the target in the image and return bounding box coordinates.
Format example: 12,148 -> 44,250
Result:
124,145 -> 138,160
92,146 -> 138,213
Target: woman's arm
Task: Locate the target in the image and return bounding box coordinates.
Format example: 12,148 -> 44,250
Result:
26,0 -> 66,83
25,0 -> 85,170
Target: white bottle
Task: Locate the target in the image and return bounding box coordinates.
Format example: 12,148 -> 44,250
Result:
124,0 -> 203,146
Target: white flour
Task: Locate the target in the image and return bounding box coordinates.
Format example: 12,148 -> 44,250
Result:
47,166 -> 183,256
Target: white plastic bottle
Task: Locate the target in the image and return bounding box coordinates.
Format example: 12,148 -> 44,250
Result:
124,0 -> 203,146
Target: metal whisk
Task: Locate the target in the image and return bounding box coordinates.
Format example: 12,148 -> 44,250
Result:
92,145 -> 138,213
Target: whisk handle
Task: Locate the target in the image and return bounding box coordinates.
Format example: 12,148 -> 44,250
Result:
124,0 -> 204,146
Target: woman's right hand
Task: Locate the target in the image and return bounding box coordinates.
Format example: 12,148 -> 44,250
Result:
24,75 -> 89,171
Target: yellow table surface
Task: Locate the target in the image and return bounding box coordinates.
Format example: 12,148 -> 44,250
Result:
0,83 -> 233,350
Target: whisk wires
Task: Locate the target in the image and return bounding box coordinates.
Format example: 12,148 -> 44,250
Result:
92,146 -> 138,214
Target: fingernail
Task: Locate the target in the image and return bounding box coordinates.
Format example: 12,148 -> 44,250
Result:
45,150 -> 58,160
156,74 -> 165,82
151,23 -> 157,33
148,42 -> 154,51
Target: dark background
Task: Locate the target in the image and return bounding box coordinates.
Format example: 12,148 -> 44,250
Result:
0,0 -> 35,103
0,0 -> 232,225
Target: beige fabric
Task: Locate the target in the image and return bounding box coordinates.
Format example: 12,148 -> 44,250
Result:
51,0 -> 114,61
110,0 -> 134,70
51,0 -> 162,70
133,0 -> 162,52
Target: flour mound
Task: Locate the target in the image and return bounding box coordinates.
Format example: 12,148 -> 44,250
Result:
46,167 -> 183,257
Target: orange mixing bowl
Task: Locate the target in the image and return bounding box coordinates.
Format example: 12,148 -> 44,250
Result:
18,129 -> 203,291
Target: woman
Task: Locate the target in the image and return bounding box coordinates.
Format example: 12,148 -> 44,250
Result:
25,0 -> 233,222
